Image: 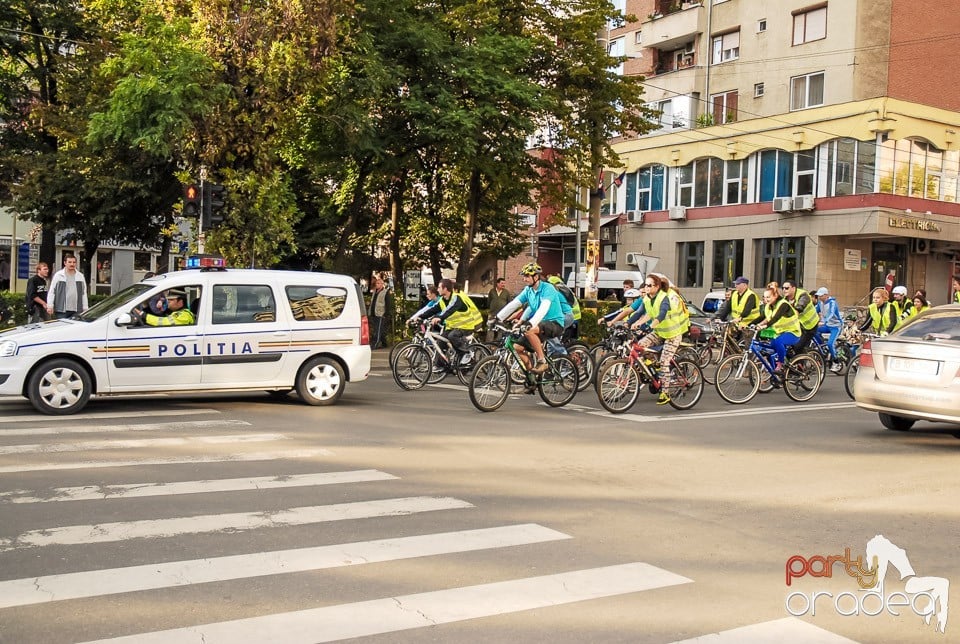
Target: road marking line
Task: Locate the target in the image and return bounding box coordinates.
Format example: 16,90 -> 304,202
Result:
670,617 -> 859,643
0,470 -> 398,504
0,408 -> 220,424
0,449 -> 333,474
0,496 -> 473,550
0,419 -> 251,437
0,433 -> 286,456
0,524 -> 569,609
428,383 -> 467,390
78,562 -> 691,643
568,401 -> 855,423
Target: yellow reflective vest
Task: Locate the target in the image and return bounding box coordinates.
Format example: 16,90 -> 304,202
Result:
731,288 -> 763,325
765,298 -> 802,336
788,288 -> 820,330
444,292 -> 483,330
644,289 -> 689,339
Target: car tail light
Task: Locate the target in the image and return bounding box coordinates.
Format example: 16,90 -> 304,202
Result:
859,338 -> 873,368
360,315 -> 370,345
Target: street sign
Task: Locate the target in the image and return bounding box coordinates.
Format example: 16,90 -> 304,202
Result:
17,242 -> 31,279
404,270 -> 421,301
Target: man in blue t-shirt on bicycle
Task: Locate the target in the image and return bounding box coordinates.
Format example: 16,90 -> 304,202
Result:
495,262 -> 566,374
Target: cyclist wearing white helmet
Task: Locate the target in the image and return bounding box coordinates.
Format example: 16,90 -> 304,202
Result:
891,285 -> 911,321
496,262 -> 566,374
601,288 -> 642,326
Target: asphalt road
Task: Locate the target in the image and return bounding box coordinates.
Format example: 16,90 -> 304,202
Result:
0,349 -> 957,643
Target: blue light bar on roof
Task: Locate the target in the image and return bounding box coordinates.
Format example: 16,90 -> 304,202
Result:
186,254 -> 227,269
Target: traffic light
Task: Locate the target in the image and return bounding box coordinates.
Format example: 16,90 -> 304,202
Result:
201,183 -> 227,229
182,184 -> 200,217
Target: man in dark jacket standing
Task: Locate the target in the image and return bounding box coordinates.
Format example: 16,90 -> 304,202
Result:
25,262 -> 50,323
486,277 -> 513,342
368,276 -> 392,349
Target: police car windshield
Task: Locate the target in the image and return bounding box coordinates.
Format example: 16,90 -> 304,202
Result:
75,284 -> 154,322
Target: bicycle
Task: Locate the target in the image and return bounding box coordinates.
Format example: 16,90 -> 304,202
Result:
700,320 -> 746,386
594,328 -> 704,413
843,330 -> 874,400
714,326 -> 823,404
468,324 -> 579,412
392,321 -> 490,390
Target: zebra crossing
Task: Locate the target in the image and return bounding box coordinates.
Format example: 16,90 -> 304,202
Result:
0,406 -> 857,642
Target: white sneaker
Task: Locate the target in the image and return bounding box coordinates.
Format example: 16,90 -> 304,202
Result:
829,361 -> 843,373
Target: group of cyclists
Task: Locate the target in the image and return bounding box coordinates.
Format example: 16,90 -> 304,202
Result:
398,263 -> 960,409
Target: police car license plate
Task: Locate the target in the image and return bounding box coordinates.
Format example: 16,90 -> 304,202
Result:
888,357 -> 939,376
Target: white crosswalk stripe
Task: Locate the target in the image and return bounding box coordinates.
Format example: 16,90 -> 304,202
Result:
0,496 -> 474,550
0,469 -> 398,503
0,407 -> 221,424
0,418 -> 250,437
0,524 -> 570,609
0,432 -> 285,455
77,563 -> 693,644
669,617 -> 860,643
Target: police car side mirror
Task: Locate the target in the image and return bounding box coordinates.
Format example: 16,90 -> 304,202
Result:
115,312 -> 135,327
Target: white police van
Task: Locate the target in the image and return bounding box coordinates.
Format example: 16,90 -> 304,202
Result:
0,257 -> 371,414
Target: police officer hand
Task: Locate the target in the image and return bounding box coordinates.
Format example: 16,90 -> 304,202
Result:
131,308 -> 145,325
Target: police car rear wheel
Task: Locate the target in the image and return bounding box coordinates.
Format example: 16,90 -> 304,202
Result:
27,358 -> 92,415
297,357 -> 345,406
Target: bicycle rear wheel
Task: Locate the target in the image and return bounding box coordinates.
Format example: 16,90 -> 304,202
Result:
566,343 -> 594,392
388,339 -> 413,368
783,353 -> 822,402
538,355 -> 579,407
392,345 -> 431,390
468,356 -> 511,412
714,354 -> 760,404
844,355 -> 860,400
664,358 -> 704,410
596,359 -> 641,414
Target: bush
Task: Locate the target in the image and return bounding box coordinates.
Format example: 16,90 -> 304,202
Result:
1,291 -> 28,327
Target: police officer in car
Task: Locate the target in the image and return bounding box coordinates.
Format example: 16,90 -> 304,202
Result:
134,289 -> 195,326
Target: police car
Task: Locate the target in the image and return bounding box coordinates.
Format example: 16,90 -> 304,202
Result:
0,256 -> 371,414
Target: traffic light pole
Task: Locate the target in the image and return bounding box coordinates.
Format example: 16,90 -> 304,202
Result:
198,167 -> 207,253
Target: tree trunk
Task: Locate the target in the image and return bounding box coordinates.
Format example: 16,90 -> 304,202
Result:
457,167 -> 482,286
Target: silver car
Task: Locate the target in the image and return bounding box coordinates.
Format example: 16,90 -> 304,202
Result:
854,304 -> 960,432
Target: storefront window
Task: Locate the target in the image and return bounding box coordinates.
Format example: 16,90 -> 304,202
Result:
96,250 -> 113,295
712,239 -> 743,287
678,241 -> 704,288
757,237 -> 803,286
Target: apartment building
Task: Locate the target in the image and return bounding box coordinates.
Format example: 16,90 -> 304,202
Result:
554,0 -> 960,306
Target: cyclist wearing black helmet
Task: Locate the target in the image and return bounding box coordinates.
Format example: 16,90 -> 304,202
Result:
496,262 -> 566,374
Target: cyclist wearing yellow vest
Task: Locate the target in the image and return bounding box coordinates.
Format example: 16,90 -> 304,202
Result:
628,274 -> 690,404
953,276 -> 960,304
422,278 -> 483,354
755,282 -> 801,372
782,281 -> 819,352
859,287 -> 897,336
729,276 -> 763,327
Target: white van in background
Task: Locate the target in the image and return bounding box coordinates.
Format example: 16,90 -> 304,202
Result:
566,269 -> 647,299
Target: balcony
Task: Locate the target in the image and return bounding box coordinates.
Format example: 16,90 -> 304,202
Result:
644,3 -> 701,51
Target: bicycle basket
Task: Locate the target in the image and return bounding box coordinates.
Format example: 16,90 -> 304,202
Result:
758,327 -> 777,340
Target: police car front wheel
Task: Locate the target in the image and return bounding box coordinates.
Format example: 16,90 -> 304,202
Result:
297,357 -> 345,406
27,358 -> 92,415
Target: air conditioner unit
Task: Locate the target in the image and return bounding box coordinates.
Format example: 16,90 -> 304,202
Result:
772,197 -> 794,213
626,210 -> 644,224
794,195 -> 815,211
911,238 -> 931,255
625,252 -> 642,266
668,206 -> 687,220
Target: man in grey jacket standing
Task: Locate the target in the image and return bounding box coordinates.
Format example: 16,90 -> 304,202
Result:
47,256 -> 89,319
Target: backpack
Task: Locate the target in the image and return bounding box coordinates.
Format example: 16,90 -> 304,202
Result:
554,282 -> 576,306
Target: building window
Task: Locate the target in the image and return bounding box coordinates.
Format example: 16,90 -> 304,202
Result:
877,138 -> 960,202
712,239 -> 744,288
95,250 -> 113,296
754,82 -> 765,98
758,150 -> 794,201
134,251 -> 152,273
711,90 -> 738,124
824,138 -> 877,196
758,237 -> 804,286
794,150 -> 816,196
635,31 -> 643,44
793,6 -> 827,46
678,241 -> 704,288
790,71 -> 824,110
725,160 -> 749,204
712,30 -> 740,64
632,165 -> 667,211
757,19 -> 767,33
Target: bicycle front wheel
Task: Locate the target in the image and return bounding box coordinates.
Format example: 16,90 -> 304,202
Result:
783,353 -> 822,402
566,343 -> 595,392
539,355 -> 579,407
715,354 -> 760,404
844,355 -> 860,400
596,359 -> 641,414
392,345 -> 431,390
388,339 -> 412,368
665,358 -> 704,411
468,356 -> 511,412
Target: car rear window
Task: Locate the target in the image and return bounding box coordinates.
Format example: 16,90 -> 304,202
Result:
286,286 -> 347,321
897,311 -> 960,342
